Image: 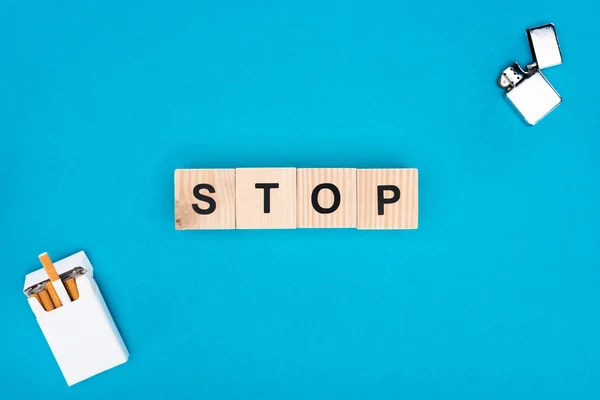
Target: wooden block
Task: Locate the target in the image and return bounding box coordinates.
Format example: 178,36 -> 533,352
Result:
357,169 -> 418,229
235,168 -> 296,229
174,169 -> 236,230
296,168 -> 357,228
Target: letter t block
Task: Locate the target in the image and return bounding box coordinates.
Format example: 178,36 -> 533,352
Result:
235,168 -> 297,229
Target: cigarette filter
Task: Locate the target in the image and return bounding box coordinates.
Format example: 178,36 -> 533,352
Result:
23,251 -> 128,386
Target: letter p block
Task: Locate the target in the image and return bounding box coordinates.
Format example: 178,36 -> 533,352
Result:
357,169 -> 418,229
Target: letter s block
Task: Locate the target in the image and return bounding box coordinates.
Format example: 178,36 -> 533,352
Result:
236,168 -> 296,229
297,168 -> 357,228
174,169 -> 236,230
357,169 -> 418,229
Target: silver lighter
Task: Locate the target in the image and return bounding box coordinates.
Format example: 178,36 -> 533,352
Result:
498,24 -> 563,125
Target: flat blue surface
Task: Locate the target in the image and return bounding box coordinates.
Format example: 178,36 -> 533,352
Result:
1,1 -> 599,399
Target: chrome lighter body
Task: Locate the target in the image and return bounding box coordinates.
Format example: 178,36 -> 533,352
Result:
498,24 -> 563,125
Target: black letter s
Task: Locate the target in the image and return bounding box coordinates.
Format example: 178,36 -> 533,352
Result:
192,184 -> 217,215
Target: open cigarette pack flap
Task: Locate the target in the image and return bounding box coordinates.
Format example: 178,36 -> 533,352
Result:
23,251 -> 128,386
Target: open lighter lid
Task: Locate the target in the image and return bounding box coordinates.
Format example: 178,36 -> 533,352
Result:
527,24 -> 562,69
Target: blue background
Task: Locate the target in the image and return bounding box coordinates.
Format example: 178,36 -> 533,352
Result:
1,1 -> 599,399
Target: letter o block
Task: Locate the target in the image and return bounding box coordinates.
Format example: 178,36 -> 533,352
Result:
174,169 -> 236,230
297,168 -> 357,228
357,169 -> 418,229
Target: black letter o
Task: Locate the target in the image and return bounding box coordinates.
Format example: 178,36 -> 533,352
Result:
311,183 -> 341,214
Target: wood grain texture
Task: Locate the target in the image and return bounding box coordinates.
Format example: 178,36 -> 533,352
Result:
357,169 -> 418,229
236,168 -> 296,229
297,168 -> 357,228
175,169 -> 236,230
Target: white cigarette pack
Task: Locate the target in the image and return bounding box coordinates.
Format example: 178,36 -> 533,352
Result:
23,251 -> 129,386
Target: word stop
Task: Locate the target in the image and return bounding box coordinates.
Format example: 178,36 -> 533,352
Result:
175,168 -> 418,230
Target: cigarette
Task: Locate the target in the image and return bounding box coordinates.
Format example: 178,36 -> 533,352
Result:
45,281 -> 63,308
63,277 -> 80,301
37,289 -> 55,311
39,252 -> 71,306
39,252 -> 60,281
28,292 -> 41,306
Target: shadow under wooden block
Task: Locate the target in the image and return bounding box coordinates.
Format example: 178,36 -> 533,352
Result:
174,169 -> 236,230
357,169 -> 418,229
297,168 -> 357,228
235,168 -> 296,229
